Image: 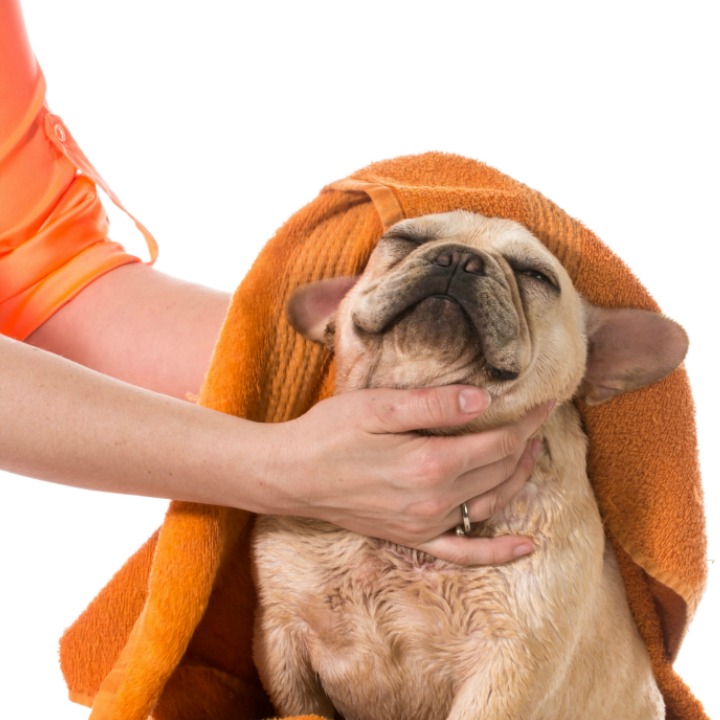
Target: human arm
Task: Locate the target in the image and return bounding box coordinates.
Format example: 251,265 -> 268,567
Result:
12,263 -> 544,565
2,334 -> 542,564
25,263 -> 231,400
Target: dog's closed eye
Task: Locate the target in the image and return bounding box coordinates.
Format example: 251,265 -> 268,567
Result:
383,226 -> 435,247
508,260 -> 560,292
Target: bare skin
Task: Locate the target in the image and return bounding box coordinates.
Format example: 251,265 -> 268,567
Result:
5,263 -> 548,565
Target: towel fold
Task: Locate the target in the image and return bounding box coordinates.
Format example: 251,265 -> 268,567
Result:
60,152 -> 707,720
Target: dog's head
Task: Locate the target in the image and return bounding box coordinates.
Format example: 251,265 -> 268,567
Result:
288,211 -> 687,426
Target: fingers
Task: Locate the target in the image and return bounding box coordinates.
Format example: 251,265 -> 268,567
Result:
458,402 -> 552,473
303,387 -> 554,569
462,438 -> 542,521
412,403 -> 550,513
418,533 -> 534,566
410,440 -> 541,566
361,386 -> 491,434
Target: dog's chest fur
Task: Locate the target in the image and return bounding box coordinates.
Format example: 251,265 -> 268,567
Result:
251,404 -> 663,720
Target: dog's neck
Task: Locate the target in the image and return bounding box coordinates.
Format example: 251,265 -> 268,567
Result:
477,401 -> 599,542
372,401 -> 601,564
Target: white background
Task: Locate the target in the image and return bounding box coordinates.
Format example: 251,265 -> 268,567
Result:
2,1 -> 717,717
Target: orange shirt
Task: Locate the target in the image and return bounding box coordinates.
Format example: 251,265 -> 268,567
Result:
0,0 -> 156,339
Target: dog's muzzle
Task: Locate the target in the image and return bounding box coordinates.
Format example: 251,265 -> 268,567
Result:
351,244 -> 529,380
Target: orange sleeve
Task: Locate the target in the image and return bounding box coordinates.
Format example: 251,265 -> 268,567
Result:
0,0 -> 157,340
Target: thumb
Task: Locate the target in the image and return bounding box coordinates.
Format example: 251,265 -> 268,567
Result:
362,385 -> 491,434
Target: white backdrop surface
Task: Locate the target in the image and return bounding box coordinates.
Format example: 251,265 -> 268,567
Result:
2,1 -> 717,718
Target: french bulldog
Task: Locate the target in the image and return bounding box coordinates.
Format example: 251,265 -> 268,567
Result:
251,210 -> 687,719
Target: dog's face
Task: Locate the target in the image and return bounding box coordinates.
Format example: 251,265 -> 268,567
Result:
289,211 -> 687,426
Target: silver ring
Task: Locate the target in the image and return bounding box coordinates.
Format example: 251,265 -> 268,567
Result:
455,502 -> 472,536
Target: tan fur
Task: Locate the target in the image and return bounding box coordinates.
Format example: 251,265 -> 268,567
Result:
252,211 -> 675,719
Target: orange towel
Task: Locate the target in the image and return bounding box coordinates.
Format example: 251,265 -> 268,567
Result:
60,152 -> 707,720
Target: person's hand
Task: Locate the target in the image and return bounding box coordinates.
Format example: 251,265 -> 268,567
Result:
262,386 -> 551,566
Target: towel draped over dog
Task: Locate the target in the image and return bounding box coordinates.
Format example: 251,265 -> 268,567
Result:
59,153 -> 707,720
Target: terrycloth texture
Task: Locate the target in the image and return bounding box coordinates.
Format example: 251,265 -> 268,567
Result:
60,153 -> 707,720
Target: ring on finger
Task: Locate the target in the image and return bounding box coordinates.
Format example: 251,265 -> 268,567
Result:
455,501 -> 472,536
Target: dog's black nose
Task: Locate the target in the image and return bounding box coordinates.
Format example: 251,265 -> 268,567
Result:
433,248 -> 485,275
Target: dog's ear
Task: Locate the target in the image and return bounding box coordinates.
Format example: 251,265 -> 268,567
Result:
579,305 -> 689,405
287,276 -> 358,345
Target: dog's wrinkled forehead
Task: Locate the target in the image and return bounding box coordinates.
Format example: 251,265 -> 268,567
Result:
385,211 -> 507,246
371,211 -> 565,285
385,210 -> 531,244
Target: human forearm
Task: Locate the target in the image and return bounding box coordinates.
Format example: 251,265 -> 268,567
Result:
1,334 -> 272,509
2,334 -> 548,564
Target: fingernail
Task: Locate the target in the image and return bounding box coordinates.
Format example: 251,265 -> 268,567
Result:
546,400 -> 556,414
513,542 -> 534,558
459,388 -> 490,414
